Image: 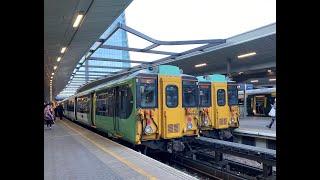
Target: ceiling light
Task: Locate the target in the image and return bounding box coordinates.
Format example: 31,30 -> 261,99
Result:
269,78 -> 276,81
53,66 -> 57,70
85,52 -> 92,59
73,14 -> 84,28
250,80 -> 259,83
52,72 -> 54,75
238,72 -> 244,75
237,52 -> 256,59
267,69 -> 272,73
61,47 -> 67,53
51,76 -> 53,79
57,57 -> 61,62
195,63 -> 207,68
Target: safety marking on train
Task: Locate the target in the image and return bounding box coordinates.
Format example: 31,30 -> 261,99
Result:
60,120 -> 157,180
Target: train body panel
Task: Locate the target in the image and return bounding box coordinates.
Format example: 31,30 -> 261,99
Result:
181,76 -> 199,137
159,75 -> 184,139
228,84 -> 239,128
212,82 -> 229,129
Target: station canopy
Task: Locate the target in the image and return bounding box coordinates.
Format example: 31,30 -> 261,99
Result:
55,0 -> 276,99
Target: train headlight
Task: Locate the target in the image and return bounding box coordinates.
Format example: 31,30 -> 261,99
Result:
144,125 -> 153,134
187,122 -> 193,129
204,118 -> 209,126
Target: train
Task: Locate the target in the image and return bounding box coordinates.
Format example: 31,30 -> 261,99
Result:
60,65 -> 239,153
238,88 -> 276,116
197,74 -> 239,140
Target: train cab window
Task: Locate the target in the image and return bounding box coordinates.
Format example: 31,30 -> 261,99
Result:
228,85 -> 238,105
217,89 -> 226,106
182,80 -> 198,107
199,84 -> 211,107
166,85 -> 178,108
137,78 -> 157,108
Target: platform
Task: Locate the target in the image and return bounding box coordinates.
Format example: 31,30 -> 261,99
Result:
44,119 -> 197,180
235,116 -> 276,140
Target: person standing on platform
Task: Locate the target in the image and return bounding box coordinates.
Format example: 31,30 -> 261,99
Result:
44,104 -> 54,129
266,98 -> 276,128
56,104 -> 64,120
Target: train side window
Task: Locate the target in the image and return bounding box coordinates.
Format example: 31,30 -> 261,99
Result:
106,89 -> 114,117
77,96 -> 90,113
96,92 -> 107,116
166,85 -> 178,108
118,86 -> 133,119
217,89 -> 226,106
199,84 -> 211,107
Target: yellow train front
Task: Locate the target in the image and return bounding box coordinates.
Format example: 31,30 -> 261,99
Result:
197,74 -> 238,140
134,65 -> 199,153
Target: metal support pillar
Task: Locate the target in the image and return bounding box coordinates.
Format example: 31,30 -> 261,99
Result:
243,84 -> 247,117
227,58 -> 232,79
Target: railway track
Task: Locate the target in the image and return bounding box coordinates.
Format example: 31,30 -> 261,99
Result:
69,118 -> 276,179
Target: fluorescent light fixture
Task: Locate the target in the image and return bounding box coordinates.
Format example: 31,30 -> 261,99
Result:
237,52 -> 256,59
85,52 -> 92,59
57,57 -> 61,62
53,66 -> 57,70
250,80 -> 259,83
195,63 -> 207,68
73,14 -> 84,28
61,47 -> 66,53
52,72 -> 54,75
269,78 -> 276,81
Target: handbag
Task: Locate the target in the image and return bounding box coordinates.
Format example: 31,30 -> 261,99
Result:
268,107 -> 275,117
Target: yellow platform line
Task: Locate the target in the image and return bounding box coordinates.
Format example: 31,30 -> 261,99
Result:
60,120 -> 156,180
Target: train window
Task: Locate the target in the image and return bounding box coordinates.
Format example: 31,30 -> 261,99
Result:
137,78 -> 157,108
166,85 -> 178,108
96,93 -> 107,116
199,84 -> 211,107
68,100 -> 74,111
182,80 -> 198,107
217,89 -> 226,106
77,96 -> 90,113
228,85 -> 238,105
106,89 -> 114,117
266,139 -> 276,150
118,86 -> 133,119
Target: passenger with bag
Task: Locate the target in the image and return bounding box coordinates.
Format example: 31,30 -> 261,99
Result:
44,104 -> 55,129
266,98 -> 276,128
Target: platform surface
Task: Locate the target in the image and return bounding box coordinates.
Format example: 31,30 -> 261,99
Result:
234,116 -> 276,139
44,119 -> 197,180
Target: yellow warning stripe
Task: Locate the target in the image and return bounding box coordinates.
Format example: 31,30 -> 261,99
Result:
60,120 -> 156,180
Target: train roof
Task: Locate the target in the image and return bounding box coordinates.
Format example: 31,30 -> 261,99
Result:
75,65 -> 195,97
238,88 -> 276,95
197,74 -> 227,83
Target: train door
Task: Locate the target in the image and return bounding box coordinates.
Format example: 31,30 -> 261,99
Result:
160,76 -> 183,139
212,83 -> 229,129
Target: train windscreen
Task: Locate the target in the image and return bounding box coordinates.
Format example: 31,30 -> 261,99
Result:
182,80 -> 198,107
137,78 -> 157,108
199,84 -> 211,107
228,85 -> 238,105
